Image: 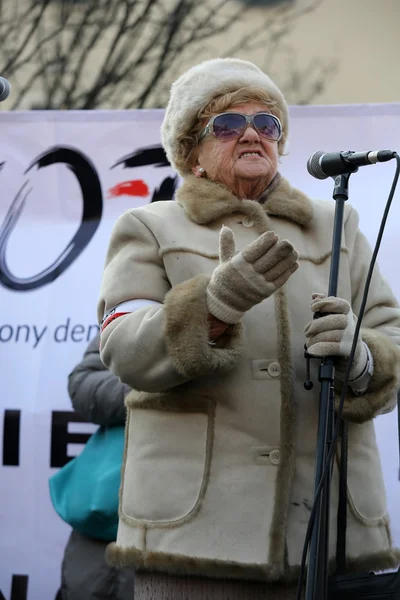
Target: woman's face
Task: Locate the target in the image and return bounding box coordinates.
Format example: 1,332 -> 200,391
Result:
192,101 -> 279,198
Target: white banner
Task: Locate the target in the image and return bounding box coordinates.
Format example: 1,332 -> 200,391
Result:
0,105 -> 399,600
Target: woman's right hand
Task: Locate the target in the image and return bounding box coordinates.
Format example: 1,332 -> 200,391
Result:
206,225 -> 299,324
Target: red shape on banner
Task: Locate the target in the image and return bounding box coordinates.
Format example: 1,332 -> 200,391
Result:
108,179 -> 149,198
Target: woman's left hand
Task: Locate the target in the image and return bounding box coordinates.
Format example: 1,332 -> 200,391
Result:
304,293 -> 368,380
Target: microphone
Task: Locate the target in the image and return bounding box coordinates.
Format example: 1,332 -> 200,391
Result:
0,77 -> 11,102
307,149 -> 395,180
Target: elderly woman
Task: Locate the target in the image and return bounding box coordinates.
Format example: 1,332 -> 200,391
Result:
98,58 -> 400,600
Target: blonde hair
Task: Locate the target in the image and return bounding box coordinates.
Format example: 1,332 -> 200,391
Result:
175,86 -> 286,174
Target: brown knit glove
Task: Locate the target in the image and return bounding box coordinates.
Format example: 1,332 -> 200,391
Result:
304,293 -> 368,381
206,226 -> 299,324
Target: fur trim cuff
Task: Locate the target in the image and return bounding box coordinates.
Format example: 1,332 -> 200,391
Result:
163,274 -> 244,379
337,328 -> 400,423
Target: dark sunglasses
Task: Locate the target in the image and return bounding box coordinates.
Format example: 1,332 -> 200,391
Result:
199,112 -> 282,142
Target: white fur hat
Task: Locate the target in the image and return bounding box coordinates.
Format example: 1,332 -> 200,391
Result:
161,57 -> 289,175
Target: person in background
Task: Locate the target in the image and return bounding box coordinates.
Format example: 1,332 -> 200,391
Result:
98,58 -> 400,599
60,332 -> 134,600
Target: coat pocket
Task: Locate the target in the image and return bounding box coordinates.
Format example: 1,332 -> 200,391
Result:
336,420 -> 388,526
120,394 -> 215,525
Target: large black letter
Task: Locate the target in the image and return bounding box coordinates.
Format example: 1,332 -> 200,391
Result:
111,145 -> 178,203
0,147 -> 103,291
2,410 -> 20,466
0,575 -> 28,600
50,410 -> 93,468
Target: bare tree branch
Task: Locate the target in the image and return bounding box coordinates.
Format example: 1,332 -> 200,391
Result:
0,0 -> 334,111
2,0 -> 53,73
80,0 -> 158,109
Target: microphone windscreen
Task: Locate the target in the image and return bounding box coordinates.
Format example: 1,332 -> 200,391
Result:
307,151 -> 328,180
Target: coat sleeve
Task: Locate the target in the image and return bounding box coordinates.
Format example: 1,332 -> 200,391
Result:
97,210 -> 243,393
68,333 -> 130,426
338,205 -> 400,422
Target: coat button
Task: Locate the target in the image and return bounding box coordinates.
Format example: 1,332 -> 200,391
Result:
242,217 -> 254,228
269,449 -> 280,466
267,361 -> 281,377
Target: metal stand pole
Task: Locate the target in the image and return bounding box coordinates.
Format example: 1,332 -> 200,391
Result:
305,173 -> 351,600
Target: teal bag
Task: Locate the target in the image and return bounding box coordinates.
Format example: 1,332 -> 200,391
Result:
49,426 -> 125,541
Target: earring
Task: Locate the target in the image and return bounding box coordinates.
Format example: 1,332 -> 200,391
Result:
198,166 -> 205,174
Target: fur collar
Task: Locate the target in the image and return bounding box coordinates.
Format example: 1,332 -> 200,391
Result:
175,174 -> 313,228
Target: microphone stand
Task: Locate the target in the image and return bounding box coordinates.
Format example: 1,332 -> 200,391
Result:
303,172 -> 352,600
